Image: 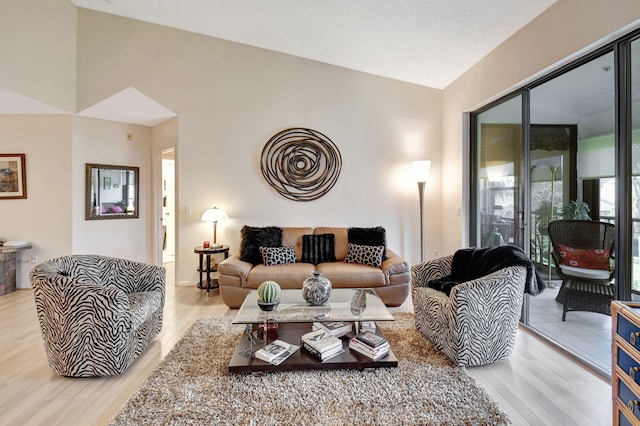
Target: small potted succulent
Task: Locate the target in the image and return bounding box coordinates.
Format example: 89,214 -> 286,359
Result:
256,280 -> 281,311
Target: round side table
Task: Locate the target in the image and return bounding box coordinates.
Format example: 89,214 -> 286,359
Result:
194,245 -> 230,295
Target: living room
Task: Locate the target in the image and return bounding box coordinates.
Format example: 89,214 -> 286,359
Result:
2,0 -> 640,424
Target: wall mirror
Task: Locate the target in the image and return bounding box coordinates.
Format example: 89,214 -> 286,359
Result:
86,163 -> 139,220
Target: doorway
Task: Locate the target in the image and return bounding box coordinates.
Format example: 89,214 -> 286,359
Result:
162,149 -> 175,264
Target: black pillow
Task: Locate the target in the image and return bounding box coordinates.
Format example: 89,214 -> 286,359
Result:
239,226 -> 283,265
301,234 -> 336,264
347,226 -> 387,260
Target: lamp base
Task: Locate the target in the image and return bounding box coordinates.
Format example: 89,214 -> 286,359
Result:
210,243 -> 222,249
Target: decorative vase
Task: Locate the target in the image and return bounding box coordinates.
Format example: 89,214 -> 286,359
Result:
302,270 -> 332,305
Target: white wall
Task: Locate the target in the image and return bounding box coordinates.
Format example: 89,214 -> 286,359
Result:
441,0 -> 640,255
75,10 -> 442,285
0,0 -> 76,111
72,117 -> 152,262
0,115 -> 73,288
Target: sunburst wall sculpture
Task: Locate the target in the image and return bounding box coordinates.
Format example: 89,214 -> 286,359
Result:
260,128 -> 342,202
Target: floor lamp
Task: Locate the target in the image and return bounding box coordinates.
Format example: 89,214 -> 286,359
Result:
413,160 -> 431,262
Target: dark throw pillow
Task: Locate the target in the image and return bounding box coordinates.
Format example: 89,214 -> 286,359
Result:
239,226 -> 283,265
344,243 -> 385,268
259,246 -> 297,266
347,226 -> 387,260
301,234 -> 336,264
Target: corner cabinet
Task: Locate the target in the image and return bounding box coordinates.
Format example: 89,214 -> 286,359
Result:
612,301 -> 640,425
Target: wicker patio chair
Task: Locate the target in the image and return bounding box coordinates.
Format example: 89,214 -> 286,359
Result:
547,220 -> 615,321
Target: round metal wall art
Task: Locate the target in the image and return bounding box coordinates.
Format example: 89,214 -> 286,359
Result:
261,128 -> 342,202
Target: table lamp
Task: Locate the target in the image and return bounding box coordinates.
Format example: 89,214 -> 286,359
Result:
200,207 -> 228,248
412,160 -> 431,262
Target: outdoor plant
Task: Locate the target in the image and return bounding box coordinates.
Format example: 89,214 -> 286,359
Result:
534,200 -> 557,233
561,200 -> 591,220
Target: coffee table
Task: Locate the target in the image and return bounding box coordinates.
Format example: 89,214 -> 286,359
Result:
228,288 -> 398,373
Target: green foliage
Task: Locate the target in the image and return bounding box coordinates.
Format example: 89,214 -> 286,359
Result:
561,200 -> 591,220
534,200 -> 557,231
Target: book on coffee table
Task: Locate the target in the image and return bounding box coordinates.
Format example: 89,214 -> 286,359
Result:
301,341 -> 345,361
348,337 -> 390,360
355,331 -> 387,348
301,329 -> 345,361
301,329 -> 343,352
255,340 -> 300,365
312,321 -> 353,337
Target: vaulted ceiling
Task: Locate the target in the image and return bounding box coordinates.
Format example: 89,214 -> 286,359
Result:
4,1 -> 559,125
70,0 -> 557,89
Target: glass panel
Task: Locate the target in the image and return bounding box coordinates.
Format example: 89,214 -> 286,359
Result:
475,96 -> 522,248
233,288 -> 394,324
527,51 -> 615,375
632,37 -> 640,294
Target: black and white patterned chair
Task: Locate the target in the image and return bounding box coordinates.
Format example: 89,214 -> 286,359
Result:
411,255 -> 526,367
30,255 -> 165,377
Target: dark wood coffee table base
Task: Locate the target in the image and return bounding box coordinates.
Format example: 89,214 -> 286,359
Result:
228,322 -> 398,373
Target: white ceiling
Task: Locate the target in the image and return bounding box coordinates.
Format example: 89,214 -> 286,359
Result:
70,0 -> 556,90
4,0 -> 559,125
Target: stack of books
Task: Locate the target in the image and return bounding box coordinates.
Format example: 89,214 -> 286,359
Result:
301,329 -> 345,361
348,331 -> 389,360
312,321 -> 352,338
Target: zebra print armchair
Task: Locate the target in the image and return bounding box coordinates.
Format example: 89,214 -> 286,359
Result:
30,255 -> 165,377
411,255 -> 526,367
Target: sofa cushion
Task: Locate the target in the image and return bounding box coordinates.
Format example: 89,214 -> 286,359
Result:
348,226 -> 388,259
559,264 -> 612,280
344,243 -> 385,268
247,263 -> 316,289
319,261 -> 386,287
240,226 -> 283,265
282,227 -> 314,260
259,246 -> 297,266
315,227 -> 348,260
301,234 -> 336,264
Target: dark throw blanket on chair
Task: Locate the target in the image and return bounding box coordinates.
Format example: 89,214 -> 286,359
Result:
428,246 -> 546,296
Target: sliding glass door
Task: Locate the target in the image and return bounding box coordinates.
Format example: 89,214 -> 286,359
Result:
469,30 -> 640,375
526,51 -> 615,374
472,96 -> 523,250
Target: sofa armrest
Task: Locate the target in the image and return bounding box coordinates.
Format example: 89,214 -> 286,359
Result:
218,254 -> 254,285
411,255 -> 453,288
382,249 -> 410,277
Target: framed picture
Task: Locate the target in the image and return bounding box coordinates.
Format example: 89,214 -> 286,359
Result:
0,154 -> 27,199
103,177 -> 111,190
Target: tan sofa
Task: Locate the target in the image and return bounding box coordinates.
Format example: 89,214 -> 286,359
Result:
218,227 -> 410,308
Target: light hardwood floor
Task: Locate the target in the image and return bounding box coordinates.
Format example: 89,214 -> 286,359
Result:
0,264 -> 611,425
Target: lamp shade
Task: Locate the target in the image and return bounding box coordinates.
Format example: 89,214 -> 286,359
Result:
412,160 -> 431,183
200,207 -> 228,223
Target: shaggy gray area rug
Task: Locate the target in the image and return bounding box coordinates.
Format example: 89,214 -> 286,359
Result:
110,313 -> 510,425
